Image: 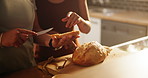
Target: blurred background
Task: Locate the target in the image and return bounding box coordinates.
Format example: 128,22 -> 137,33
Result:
76,0 -> 148,46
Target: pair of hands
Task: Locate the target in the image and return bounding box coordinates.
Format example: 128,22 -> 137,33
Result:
1,28 -> 78,48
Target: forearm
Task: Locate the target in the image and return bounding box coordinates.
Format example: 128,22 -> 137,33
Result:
77,18 -> 91,34
77,0 -> 91,34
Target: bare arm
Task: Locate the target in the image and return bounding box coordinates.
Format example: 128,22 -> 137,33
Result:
62,0 -> 91,34
78,0 -> 91,34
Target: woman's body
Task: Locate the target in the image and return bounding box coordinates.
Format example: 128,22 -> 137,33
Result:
0,0 -> 38,74
35,0 -> 91,62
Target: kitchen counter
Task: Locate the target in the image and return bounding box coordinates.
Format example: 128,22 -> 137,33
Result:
48,36 -> 148,78
2,36 -> 148,78
89,6 -> 148,26
2,49 -> 148,78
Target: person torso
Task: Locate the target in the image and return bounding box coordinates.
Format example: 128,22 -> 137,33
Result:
36,0 -> 80,33
0,0 -> 36,74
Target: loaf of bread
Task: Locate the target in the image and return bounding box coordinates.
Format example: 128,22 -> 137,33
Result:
72,41 -> 111,66
49,31 -> 79,38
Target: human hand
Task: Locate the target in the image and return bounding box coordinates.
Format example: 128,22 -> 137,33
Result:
62,11 -> 82,28
2,28 -> 37,47
64,41 -> 77,51
34,30 -> 58,47
51,34 -> 79,48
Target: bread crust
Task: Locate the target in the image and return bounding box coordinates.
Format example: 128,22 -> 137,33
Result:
49,31 -> 79,38
72,41 -> 112,66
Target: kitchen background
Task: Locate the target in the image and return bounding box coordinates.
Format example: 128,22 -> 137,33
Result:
88,0 -> 148,12
76,0 -> 148,47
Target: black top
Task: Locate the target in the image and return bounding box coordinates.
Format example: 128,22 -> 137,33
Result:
35,0 -> 81,62
36,0 -> 80,33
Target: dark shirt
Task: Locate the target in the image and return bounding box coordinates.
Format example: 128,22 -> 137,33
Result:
35,0 -> 80,62
36,0 -> 80,33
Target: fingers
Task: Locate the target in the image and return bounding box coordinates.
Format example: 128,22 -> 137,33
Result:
70,16 -> 79,26
13,28 -> 37,47
13,33 -> 29,47
56,36 -> 67,48
64,41 -> 77,50
65,12 -> 77,28
61,17 -> 69,22
63,12 -> 82,28
2,28 -> 35,47
19,33 -> 29,41
61,12 -> 72,22
66,14 -> 76,28
62,35 -> 73,44
65,35 -> 79,49
51,34 -> 80,48
17,28 -> 37,36
73,17 -> 81,26
51,36 -> 59,48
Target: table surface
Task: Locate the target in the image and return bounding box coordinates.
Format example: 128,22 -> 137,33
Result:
52,48 -> 148,78
2,48 -> 148,78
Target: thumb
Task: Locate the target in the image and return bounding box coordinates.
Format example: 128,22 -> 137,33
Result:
67,11 -> 73,17
51,36 -> 59,47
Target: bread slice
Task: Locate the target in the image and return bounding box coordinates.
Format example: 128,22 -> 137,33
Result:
49,31 -> 79,38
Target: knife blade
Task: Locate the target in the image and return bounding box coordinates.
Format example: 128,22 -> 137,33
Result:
37,27 -> 53,36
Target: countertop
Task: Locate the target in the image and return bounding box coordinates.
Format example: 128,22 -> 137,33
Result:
2,49 -> 148,78
4,49 -> 147,78
2,36 -> 148,78
89,6 -> 148,26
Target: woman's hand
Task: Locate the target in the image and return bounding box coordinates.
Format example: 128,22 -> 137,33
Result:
64,41 -> 77,51
2,28 -> 37,47
51,34 -> 79,48
62,11 -> 91,34
62,11 -> 83,28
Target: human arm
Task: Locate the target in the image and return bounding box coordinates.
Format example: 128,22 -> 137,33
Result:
62,0 -> 91,34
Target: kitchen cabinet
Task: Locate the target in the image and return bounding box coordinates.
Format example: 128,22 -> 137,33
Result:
101,19 -> 147,46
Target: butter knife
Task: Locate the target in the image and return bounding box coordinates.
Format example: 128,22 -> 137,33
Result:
37,27 -> 53,36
